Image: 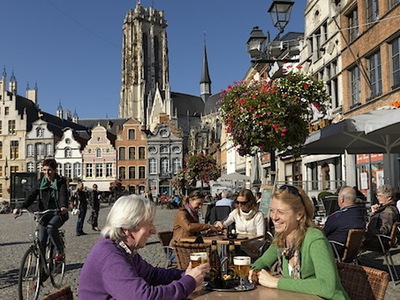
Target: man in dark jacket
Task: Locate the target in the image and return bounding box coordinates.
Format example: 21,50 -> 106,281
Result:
89,184 -> 101,231
323,186 -> 366,258
13,158 -> 69,261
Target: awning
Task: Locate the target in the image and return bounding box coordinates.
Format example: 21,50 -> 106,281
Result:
218,172 -> 250,181
302,108 -> 400,155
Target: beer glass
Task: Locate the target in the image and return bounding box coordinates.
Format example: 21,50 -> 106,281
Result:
190,252 -> 208,268
233,256 -> 251,290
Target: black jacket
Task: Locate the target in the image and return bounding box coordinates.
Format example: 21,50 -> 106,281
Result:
19,174 -> 69,222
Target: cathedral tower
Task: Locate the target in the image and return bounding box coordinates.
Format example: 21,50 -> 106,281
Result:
119,2 -> 170,128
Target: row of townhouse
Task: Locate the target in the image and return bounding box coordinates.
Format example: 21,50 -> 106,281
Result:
0,72 -> 184,203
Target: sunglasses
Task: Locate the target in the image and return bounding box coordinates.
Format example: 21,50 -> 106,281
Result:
279,185 -> 305,204
236,200 -> 250,205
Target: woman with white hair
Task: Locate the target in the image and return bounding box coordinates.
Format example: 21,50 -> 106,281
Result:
78,195 -> 209,300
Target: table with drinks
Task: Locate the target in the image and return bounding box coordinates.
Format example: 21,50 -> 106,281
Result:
188,242 -> 320,299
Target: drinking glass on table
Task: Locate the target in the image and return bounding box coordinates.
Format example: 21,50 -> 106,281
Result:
190,252 -> 208,268
233,256 -> 251,290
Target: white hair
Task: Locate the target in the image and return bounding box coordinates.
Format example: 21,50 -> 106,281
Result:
221,189 -> 233,199
101,194 -> 155,240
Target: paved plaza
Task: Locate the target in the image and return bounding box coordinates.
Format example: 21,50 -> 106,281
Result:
0,204 -> 399,299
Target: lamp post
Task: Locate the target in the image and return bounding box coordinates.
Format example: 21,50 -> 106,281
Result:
246,0 -> 295,186
247,0 -> 296,64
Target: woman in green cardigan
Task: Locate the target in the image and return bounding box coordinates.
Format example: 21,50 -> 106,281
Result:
249,185 -> 349,300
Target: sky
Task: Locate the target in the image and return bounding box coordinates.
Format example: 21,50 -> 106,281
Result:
1,0 -> 306,119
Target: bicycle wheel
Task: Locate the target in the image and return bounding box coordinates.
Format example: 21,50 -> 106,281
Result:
48,238 -> 66,287
18,247 -> 41,300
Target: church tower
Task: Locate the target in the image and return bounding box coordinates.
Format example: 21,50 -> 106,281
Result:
119,2 -> 170,128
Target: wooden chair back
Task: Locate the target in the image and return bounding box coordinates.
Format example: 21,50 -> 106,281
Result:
342,229 -> 365,263
336,262 -> 389,300
172,241 -> 211,270
158,231 -> 173,248
42,286 -> 74,300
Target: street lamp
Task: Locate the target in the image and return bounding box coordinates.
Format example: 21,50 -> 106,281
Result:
246,0 -> 295,186
268,0 -> 295,38
247,0 -> 296,64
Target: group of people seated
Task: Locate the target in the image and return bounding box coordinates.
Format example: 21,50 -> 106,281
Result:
77,183 -> 399,300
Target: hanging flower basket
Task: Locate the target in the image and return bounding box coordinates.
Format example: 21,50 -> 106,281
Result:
219,68 -> 330,156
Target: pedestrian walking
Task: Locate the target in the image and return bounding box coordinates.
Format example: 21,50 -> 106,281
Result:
88,184 -> 101,231
75,181 -> 88,236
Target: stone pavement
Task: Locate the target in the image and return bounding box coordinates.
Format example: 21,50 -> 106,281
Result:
0,205 -> 399,299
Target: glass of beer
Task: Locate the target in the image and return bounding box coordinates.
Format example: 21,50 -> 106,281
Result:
233,256 -> 251,290
190,252 -> 208,268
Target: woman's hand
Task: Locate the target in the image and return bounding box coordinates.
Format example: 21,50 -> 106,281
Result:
257,269 -> 278,289
214,221 -> 223,229
184,262 -> 210,287
208,225 -> 218,232
370,204 -> 380,214
248,269 -> 259,284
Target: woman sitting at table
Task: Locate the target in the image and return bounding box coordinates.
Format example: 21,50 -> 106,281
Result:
363,184 -> 399,251
78,195 -> 209,300
171,190 -> 218,245
249,185 -> 349,300
214,189 -> 265,236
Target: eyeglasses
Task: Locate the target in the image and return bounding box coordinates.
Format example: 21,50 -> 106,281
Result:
236,200 -> 250,205
278,185 -> 305,205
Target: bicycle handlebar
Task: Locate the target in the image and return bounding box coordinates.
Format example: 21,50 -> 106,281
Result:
14,208 -> 60,219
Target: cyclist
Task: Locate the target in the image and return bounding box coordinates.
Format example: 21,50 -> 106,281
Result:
13,158 -> 69,261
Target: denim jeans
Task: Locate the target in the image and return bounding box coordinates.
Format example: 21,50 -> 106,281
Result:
76,204 -> 87,234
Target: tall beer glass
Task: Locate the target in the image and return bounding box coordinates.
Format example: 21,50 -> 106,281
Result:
233,256 -> 251,290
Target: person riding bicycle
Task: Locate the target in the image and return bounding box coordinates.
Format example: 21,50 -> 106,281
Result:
13,158 -> 69,262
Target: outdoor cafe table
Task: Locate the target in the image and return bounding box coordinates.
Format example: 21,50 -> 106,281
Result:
188,285 -> 321,299
179,233 -> 264,246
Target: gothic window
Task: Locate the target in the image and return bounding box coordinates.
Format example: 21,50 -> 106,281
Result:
119,166 -> 126,180
64,147 -> 72,158
172,158 -> 181,175
161,158 -> 169,176
96,148 -> 102,158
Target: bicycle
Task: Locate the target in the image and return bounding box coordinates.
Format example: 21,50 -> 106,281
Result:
16,209 -> 66,300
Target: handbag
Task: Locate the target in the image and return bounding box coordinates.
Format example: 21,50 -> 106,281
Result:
71,208 -> 80,215
87,214 -> 94,225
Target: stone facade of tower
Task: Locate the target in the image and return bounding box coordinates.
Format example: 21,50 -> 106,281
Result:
119,3 -> 171,129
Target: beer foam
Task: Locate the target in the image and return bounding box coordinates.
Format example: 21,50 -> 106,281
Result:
233,256 -> 251,265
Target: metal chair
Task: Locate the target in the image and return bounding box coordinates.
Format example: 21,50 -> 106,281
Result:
172,241 -> 211,270
157,231 -> 175,268
337,262 -> 389,300
329,229 -> 365,263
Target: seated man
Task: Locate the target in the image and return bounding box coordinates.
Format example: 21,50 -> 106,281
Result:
323,186 -> 366,259
215,190 -> 234,208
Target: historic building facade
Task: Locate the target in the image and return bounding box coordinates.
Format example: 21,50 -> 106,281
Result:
115,118 -> 148,194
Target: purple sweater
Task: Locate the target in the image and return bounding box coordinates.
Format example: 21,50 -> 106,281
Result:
78,237 -> 196,300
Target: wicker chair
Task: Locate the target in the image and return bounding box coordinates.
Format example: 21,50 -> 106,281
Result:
172,241 -> 211,270
329,228 -> 365,263
337,262 -> 389,300
41,286 -> 74,300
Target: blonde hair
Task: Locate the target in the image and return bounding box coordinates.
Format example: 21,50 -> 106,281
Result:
272,186 -> 314,249
101,195 -> 155,240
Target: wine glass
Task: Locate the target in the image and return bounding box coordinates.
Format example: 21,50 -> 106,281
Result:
233,256 -> 251,290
